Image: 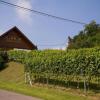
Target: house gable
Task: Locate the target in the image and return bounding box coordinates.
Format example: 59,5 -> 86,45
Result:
0,26 -> 37,50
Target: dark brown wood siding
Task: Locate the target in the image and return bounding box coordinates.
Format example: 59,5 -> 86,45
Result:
0,27 -> 37,50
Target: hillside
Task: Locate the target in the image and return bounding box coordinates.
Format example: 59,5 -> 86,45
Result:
0,62 -> 24,83
0,61 -> 99,100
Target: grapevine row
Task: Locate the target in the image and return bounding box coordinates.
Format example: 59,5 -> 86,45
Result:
8,47 -> 100,91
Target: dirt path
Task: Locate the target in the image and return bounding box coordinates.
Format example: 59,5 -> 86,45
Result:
0,89 -> 42,100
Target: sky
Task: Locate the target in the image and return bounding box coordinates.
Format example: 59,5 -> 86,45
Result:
0,0 -> 100,50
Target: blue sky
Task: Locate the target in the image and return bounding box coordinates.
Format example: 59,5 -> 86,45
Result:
0,0 -> 100,50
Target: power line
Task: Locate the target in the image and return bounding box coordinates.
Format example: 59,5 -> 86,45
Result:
0,0 -> 87,25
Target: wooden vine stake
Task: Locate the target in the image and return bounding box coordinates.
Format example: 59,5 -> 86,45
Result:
25,72 -> 32,86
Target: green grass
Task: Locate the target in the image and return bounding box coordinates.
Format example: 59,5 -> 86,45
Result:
0,62 -> 24,83
0,81 -> 90,100
0,62 -> 99,100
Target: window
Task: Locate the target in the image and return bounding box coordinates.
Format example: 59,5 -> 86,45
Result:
6,36 -> 21,42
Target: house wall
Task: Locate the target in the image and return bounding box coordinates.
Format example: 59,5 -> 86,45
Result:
0,30 -> 36,50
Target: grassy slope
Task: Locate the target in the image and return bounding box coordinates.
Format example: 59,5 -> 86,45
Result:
0,62 -> 24,83
0,62 -> 99,100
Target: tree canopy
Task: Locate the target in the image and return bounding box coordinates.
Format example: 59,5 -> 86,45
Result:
67,21 -> 100,49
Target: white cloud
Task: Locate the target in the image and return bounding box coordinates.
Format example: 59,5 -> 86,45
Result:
0,30 -> 3,35
15,0 -> 32,23
61,46 -> 66,50
51,46 -> 66,50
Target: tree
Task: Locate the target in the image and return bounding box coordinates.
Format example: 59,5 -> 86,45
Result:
84,21 -> 100,36
67,21 -> 100,49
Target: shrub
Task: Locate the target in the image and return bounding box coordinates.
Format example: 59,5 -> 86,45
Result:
0,51 -> 8,70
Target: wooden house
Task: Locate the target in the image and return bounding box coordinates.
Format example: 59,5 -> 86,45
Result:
0,26 -> 37,50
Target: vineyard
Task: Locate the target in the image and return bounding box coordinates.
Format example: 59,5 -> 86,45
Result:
8,47 -> 100,93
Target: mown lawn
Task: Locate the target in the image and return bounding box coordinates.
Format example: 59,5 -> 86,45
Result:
0,62 -> 99,100
0,81 -> 90,100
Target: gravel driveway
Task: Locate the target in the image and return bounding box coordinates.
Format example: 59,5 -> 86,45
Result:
0,89 -> 42,100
